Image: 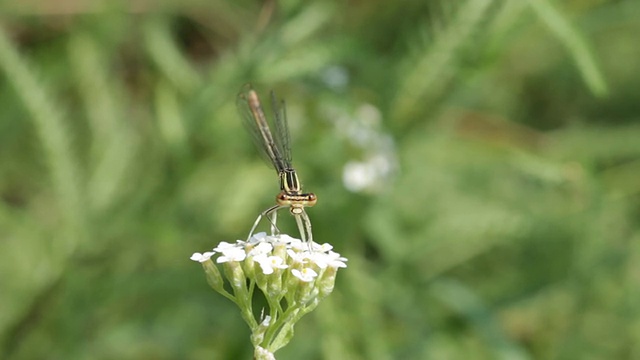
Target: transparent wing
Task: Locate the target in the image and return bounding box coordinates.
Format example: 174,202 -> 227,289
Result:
236,84 -> 288,172
270,91 -> 293,168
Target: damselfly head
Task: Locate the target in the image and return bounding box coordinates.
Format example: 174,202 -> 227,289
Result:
276,192 -> 317,207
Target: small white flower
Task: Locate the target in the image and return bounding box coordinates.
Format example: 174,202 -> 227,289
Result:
277,234 -> 299,244
326,251 -> 348,268
216,247 -> 247,263
249,232 -> 268,243
289,241 -> 308,252
249,242 -> 273,257
307,252 -> 331,269
253,254 -> 288,275
268,234 -> 294,247
287,249 -> 310,264
313,242 -> 333,252
190,251 -> 215,262
291,268 -> 318,282
213,241 -> 240,253
328,259 -> 348,268
308,250 -> 349,269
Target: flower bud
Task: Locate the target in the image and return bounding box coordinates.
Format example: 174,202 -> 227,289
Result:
317,266 -> 338,298
202,259 -> 224,292
223,261 -> 247,295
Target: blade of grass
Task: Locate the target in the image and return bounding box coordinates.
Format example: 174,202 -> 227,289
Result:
525,0 -> 608,97
392,0 -> 495,127
0,27 -> 86,250
68,34 -> 139,213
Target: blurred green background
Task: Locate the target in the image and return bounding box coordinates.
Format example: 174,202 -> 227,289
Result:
1,0 -> 639,359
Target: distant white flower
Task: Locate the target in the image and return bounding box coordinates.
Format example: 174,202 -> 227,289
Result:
216,246 -> 247,263
190,252 -> 215,262
291,268 -> 318,282
253,254 -> 289,275
321,65 -> 349,90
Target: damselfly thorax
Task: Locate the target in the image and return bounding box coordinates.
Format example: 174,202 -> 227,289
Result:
277,169 -> 317,214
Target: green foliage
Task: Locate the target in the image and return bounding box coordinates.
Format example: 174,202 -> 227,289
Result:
1,0 -> 639,359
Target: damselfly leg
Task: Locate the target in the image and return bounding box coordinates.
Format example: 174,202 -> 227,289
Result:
246,205 -> 313,243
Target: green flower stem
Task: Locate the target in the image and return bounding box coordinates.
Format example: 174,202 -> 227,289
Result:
268,300 -> 320,352
217,289 -> 236,303
266,297 -> 279,324
239,300 -> 258,330
224,262 -> 258,329
247,279 -> 256,313
262,306 -> 300,351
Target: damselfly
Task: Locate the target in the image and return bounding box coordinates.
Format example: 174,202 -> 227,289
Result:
236,84 -> 317,243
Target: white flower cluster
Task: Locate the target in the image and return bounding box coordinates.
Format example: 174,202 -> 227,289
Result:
191,232 -> 347,282
191,232 -> 347,357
